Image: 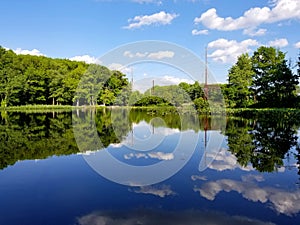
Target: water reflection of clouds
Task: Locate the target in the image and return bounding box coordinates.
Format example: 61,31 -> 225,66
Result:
109,122 -> 182,151
207,148 -> 254,171
124,152 -> 174,161
191,175 -> 207,181
77,209 -> 275,225
130,184 -> 176,198
194,177 -> 300,216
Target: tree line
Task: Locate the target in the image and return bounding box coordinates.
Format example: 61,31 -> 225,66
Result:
0,46 -> 129,107
1,45 -> 299,109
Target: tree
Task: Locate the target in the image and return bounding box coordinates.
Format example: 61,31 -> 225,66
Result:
99,70 -> 129,106
251,46 -> 298,107
227,53 -> 254,108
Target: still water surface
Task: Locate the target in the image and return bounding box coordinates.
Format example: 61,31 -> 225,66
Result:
0,109 -> 299,225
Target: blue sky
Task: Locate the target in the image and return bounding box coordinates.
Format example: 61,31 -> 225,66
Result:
1,0 -> 300,85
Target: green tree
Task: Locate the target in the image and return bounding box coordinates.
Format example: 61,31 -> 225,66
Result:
227,53 -> 254,108
251,46 -> 298,107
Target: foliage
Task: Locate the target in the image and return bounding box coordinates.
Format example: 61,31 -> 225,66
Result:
226,111 -> 299,172
251,46 -> 299,108
222,46 -> 299,109
133,96 -> 172,106
226,53 -> 254,108
0,46 -> 129,107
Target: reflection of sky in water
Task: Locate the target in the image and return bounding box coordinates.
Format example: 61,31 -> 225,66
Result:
107,121 -> 189,167
0,122 -> 300,225
77,209 -> 276,225
109,121 -> 181,152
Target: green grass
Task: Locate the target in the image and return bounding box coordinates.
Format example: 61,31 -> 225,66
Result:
0,104 -> 77,113
2,104 -> 300,116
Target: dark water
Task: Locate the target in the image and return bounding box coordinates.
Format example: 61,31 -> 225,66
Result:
0,109 -> 299,225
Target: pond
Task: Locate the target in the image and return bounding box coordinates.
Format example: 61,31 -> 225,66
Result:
0,108 -> 299,225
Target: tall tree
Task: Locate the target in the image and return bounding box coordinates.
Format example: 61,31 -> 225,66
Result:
227,53 -> 254,108
251,46 -> 298,107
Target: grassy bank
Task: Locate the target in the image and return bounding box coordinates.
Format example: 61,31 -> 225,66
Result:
225,108 -> 300,119
1,104 -> 300,117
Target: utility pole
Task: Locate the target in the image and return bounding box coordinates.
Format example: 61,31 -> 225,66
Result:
204,46 -> 208,149
152,79 -> 155,96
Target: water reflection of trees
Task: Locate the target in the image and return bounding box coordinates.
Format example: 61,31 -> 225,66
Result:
226,112 -> 300,173
0,112 -> 78,170
1,108 -> 300,175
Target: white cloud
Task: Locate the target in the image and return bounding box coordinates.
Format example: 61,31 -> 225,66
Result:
13,48 -> 45,56
194,0 -> 300,35
161,75 -> 194,84
123,50 -> 148,58
295,41 -> 300,48
243,28 -> 267,37
124,11 -> 179,29
148,50 -> 175,59
192,29 -> 209,35
123,50 -> 175,59
107,63 -> 132,73
133,75 -> 193,93
131,185 -> 175,197
69,55 -> 101,64
195,178 -> 300,216
207,38 -> 259,64
268,38 -> 289,47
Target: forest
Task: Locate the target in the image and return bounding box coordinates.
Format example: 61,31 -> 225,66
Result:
0,45 -> 299,110
0,46 -> 129,107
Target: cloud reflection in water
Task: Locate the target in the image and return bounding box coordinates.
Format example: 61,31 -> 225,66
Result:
194,177 -> 300,216
77,209 -> 275,225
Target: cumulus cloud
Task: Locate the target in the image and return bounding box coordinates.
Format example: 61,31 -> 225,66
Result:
13,48 -> 45,56
124,11 -> 179,29
243,28 -> 267,37
107,63 -> 132,73
124,50 -> 148,58
69,55 -> 102,64
194,0 -> 300,35
195,178 -> 300,216
207,38 -> 259,64
123,50 -> 175,59
268,38 -> 289,47
133,75 -> 193,93
295,41 -> 300,48
192,29 -> 209,35
131,184 -> 175,197
148,50 -> 175,59
77,209 -> 275,225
